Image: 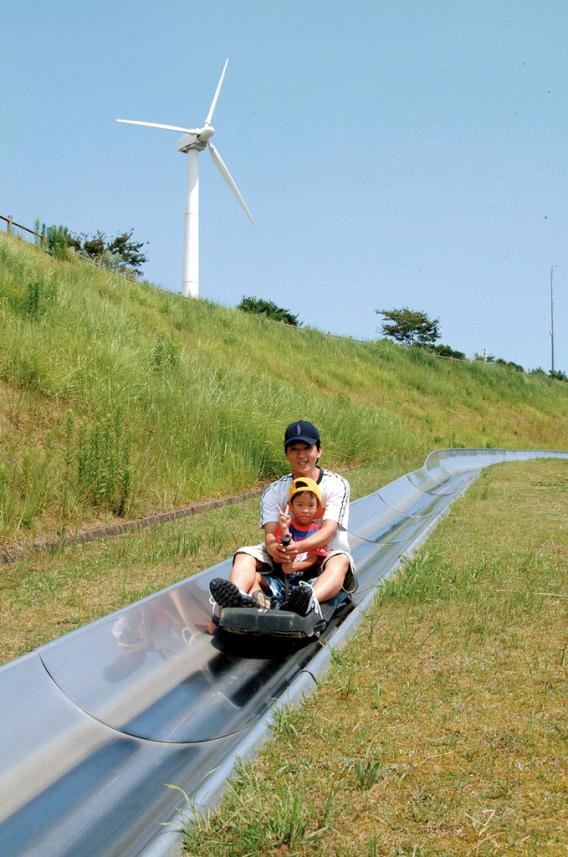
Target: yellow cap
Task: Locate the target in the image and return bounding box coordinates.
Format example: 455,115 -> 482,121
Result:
287,477 -> 324,516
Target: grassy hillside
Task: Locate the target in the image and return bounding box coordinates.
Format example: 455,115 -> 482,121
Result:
1,233 -> 567,545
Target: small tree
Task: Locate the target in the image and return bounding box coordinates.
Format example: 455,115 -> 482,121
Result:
77,229 -> 147,277
81,231 -> 106,260
238,296 -> 300,326
107,230 -> 148,276
376,307 -> 440,346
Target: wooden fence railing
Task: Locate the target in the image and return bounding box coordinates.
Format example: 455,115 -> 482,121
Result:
0,214 -> 41,242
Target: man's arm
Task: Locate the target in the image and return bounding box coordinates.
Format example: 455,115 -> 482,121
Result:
280,519 -> 338,560
321,474 -> 350,531
263,519 -> 336,563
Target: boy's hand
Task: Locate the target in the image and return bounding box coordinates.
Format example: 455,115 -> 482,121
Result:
276,503 -> 291,530
266,537 -> 296,563
280,539 -> 300,560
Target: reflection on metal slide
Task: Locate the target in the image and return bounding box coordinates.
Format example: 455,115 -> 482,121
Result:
1,448 -> 566,857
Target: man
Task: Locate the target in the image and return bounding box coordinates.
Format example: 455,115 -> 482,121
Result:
209,420 -> 356,616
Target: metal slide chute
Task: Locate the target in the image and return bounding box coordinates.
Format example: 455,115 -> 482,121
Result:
1,447 -> 567,856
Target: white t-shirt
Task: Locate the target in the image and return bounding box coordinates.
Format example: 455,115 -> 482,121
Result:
260,468 -> 351,553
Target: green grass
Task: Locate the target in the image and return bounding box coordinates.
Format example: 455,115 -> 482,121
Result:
181,459 -> 568,856
0,459 -> 401,664
1,233 -> 568,544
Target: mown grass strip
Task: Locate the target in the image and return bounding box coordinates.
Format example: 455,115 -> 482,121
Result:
180,459 -> 568,856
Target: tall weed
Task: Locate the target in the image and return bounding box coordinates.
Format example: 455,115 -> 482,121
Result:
74,411 -> 131,516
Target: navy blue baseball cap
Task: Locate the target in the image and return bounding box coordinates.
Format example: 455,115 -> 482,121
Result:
284,420 -> 321,449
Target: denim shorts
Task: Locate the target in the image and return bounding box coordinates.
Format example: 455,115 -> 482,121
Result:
261,569 -> 317,603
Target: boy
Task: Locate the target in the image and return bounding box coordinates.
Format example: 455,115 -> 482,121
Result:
265,476 -> 328,603
209,420 -> 356,616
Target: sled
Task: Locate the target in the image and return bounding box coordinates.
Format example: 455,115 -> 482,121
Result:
214,591 -> 353,640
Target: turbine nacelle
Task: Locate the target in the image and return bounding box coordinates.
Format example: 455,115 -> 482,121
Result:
177,125 -> 214,153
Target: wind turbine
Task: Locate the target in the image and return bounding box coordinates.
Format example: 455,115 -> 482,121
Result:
117,59 -> 255,298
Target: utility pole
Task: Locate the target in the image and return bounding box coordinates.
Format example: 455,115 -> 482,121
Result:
550,263 -> 555,374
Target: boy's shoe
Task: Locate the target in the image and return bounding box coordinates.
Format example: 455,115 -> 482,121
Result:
251,589 -> 272,610
279,584 -> 313,616
209,578 -> 254,608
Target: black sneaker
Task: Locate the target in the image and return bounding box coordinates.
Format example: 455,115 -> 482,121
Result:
280,584 -> 312,616
209,578 -> 254,608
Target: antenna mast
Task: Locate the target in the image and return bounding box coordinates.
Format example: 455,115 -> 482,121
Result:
550,263 -> 555,374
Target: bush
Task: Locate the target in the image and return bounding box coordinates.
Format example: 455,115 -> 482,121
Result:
475,353 -> 525,373
238,296 -> 300,326
36,222 -> 147,277
494,358 -> 524,372
424,343 -> 466,360
75,229 -> 148,277
150,335 -> 180,372
43,225 -> 71,260
73,411 -> 132,517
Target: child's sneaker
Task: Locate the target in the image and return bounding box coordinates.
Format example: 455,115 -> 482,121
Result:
279,583 -> 313,616
209,578 -> 254,608
251,589 -> 272,610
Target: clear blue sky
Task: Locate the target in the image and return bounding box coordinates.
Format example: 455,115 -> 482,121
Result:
2,1 -> 567,372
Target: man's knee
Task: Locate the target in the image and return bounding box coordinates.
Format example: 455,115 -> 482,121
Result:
232,552 -> 267,573
231,552 -> 268,592
319,552 -> 356,594
322,553 -> 349,578
232,551 -> 255,570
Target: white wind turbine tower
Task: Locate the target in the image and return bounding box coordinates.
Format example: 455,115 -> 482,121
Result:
117,59 -> 255,298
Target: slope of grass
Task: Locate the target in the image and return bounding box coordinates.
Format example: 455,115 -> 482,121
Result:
1,233 -> 568,545
181,458 -> 568,857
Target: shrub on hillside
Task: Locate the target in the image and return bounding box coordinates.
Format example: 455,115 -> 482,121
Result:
41,225 -> 72,260
72,411 -> 132,517
238,296 -> 300,326
36,221 -> 148,277
72,229 -> 148,277
19,279 -> 58,318
150,335 -> 180,372
494,358 -> 525,373
475,353 -> 525,372
424,343 -> 466,360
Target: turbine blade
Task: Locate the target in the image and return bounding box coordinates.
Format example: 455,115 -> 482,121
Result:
204,58 -> 229,126
208,141 -> 256,227
116,119 -> 201,134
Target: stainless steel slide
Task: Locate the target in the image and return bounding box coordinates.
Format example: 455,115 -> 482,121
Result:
1,448 -> 566,857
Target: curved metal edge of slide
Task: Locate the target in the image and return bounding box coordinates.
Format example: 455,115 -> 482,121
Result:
0,448 -> 566,857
